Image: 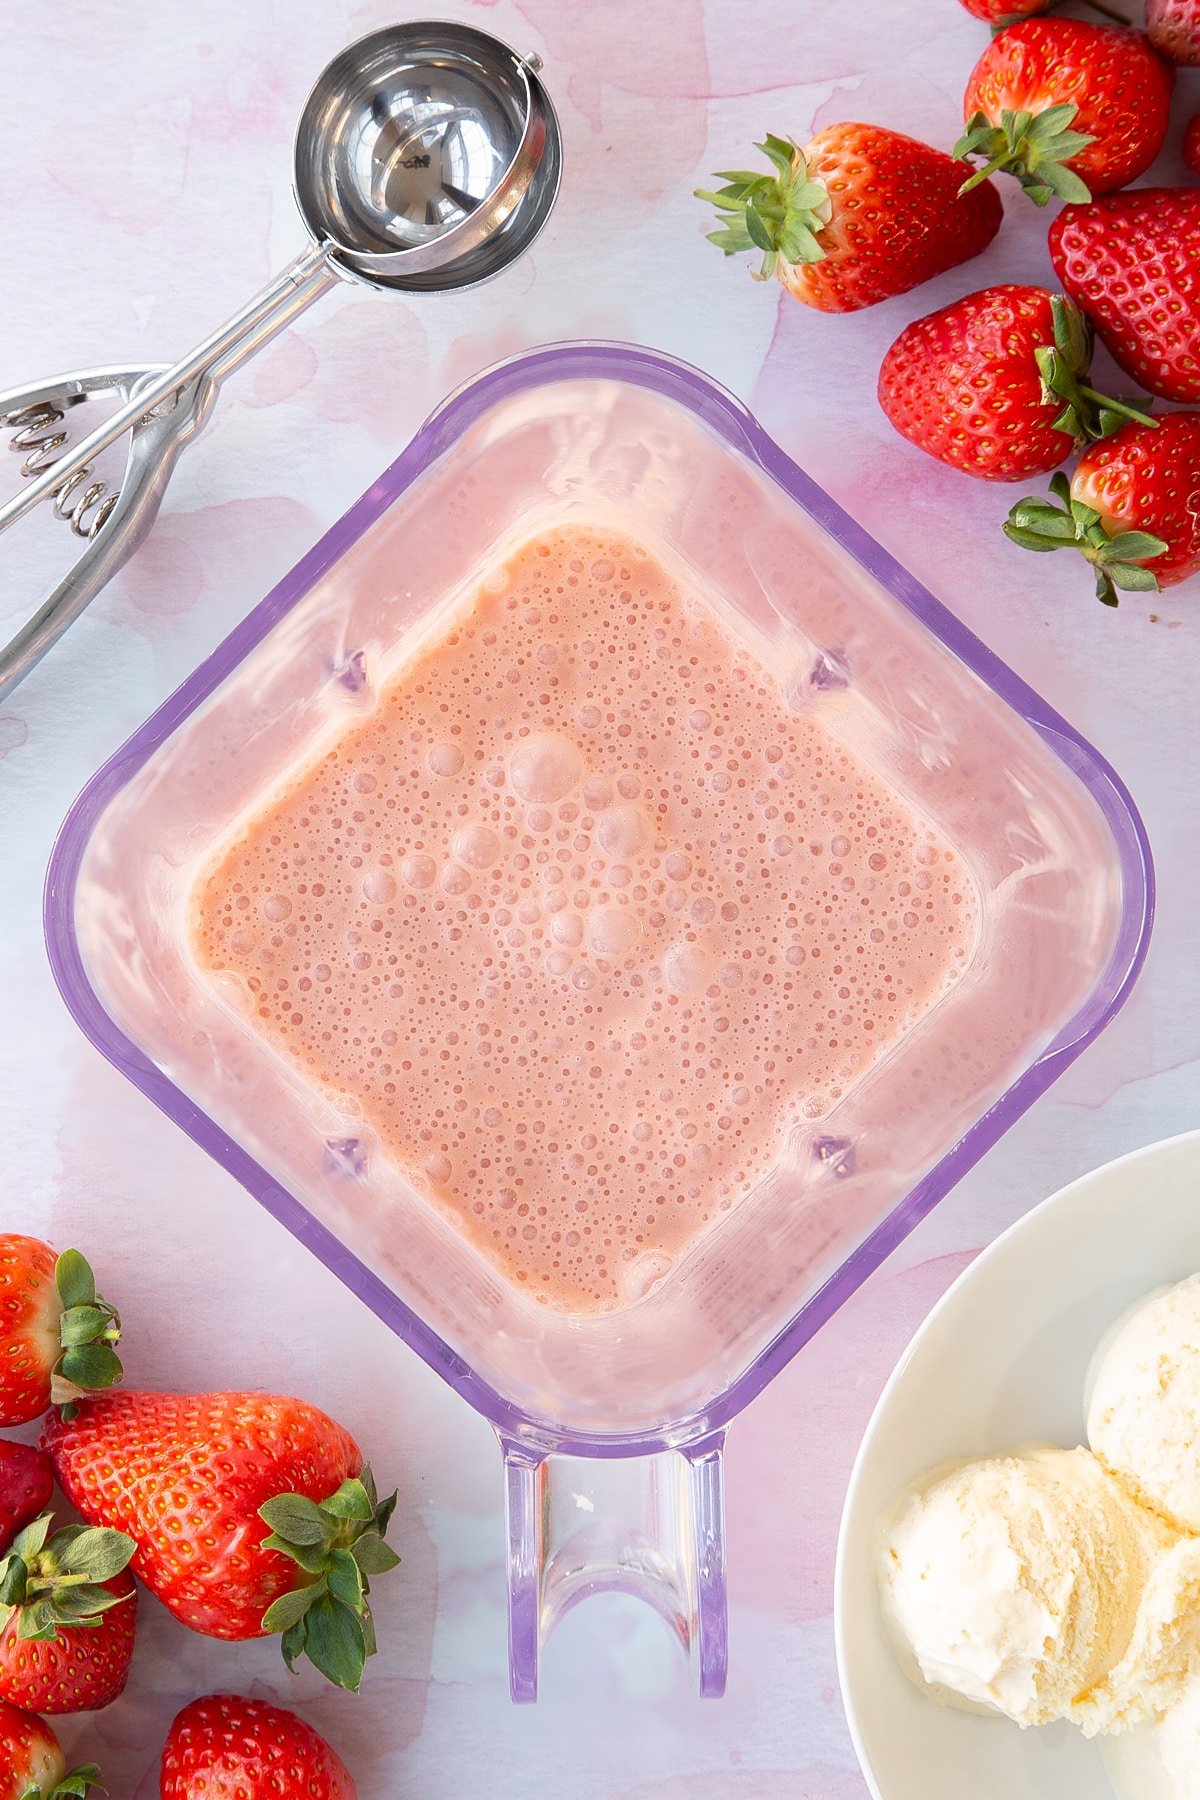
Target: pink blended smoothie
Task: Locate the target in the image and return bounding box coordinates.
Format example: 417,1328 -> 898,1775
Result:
192,527 -> 977,1312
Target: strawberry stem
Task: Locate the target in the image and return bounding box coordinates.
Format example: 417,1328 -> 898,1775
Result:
955,105 -> 1094,207
1033,298 -> 1158,445
0,1515 -> 135,1643
696,134 -> 832,279
51,1252 -> 124,1421
1076,387 -> 1156,429
258,1465 -> 401,1692
1003,470 -> 1168,606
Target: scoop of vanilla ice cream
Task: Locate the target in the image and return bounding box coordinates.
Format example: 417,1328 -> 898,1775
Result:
879,1446 -> 1185,1732
1089,1277 -> 1200,1533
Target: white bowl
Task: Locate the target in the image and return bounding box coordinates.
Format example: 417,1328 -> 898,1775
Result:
835,1128 -> 1200,1800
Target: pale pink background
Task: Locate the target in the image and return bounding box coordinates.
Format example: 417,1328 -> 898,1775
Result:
0,2 -> 1197,1793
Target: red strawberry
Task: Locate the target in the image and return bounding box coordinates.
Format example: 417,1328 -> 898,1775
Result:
1050,189 -> 1200,402
1147,0 -> 1200,63
0,1445 -> 53,1555
1186,115 -> 1200,179
878,285 -> 1150,481
160,1694 -> 356,1799
1004,412 -> 1200,604
0,1700 -> 102,1799
696,126 -> 1002,313
0,1513 -> 137,1715
0,1241 -> 123,1428
959,0 -> 1049,20
956,20 -> 1173,204
44,1392 -> 400,1692
958,0 -> 1137,19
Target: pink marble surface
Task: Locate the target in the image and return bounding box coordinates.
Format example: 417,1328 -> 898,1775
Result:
0,2 -> 1197,1793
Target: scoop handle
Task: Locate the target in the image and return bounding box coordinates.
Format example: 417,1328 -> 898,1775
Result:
0,244 -> 336,540
501,1431 -> 728,1702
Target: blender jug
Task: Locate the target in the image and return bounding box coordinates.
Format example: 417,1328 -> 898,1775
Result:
44,344 -> 1152,1699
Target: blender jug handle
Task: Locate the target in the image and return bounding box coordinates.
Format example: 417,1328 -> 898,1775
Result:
501,1432 -> 728,1702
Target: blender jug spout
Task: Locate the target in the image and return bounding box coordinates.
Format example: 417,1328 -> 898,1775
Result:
501,1433 -> 728,1702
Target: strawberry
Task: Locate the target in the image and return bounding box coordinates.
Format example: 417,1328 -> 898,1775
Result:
0,1513 -> 136,1715
696,126 -> 1002,313
959,0 -> 1050,20
959,0 -> 1131,18
0,1241 -> 123,1428
1186,115 -> 1200,178
1147,0 -> 1200,63
1003,412 -> 1200,604
0,1446 -> 53,1556
878,285 -> 1151,481
0,1700 -> 101,1799
160,1694 -> 356,1799
44,1392 -> 400,1692
1050,189 -> 1200,403
956,19 -> 1173,205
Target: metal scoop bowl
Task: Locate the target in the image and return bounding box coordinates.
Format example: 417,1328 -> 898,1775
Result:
0,21 -> 561,701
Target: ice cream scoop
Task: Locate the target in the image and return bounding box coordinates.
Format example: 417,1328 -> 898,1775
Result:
878,1446 -> 1200,1735
1089,1276 -> 1200,1533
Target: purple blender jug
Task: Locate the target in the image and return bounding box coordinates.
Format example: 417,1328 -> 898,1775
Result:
45,345 -> 1152,1699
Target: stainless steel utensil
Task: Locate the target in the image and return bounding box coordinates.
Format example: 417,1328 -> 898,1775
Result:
0,21 -> 561,702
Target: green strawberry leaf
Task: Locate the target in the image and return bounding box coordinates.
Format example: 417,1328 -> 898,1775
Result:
705,223 -> 756,256
260,1494 -> 331,1547
1105,561 -> 1162,591
18,1596 -> 59,1641
1003,522 -> 1067,552
304,1593 -> 367,1692
55,1251 -> 96,1311
280,1616 -> 309,1675
352,1531 -> 402,1577
12,1514 -> 52,1563
373,1481 -> 398,1537
1037,160 -> 1092,204
57,1343 -> 122,1393
0,1554 -> 29,1606
1101,531 -> 1169,564
262,1581 -> 323,1634
59,1306 -> 111,1348
320,1478 -> 374,1524
261,1532 -> 330,1576
743,199 -> 777,256
760,132 -> 797,181
328,1547 -> 365,1612
48,1584 -> 127,1623
56,1527 -> 135,1584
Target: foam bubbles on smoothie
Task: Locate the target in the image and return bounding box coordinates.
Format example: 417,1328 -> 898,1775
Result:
194,527 -> 978,1313
509,731 -> 582,803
